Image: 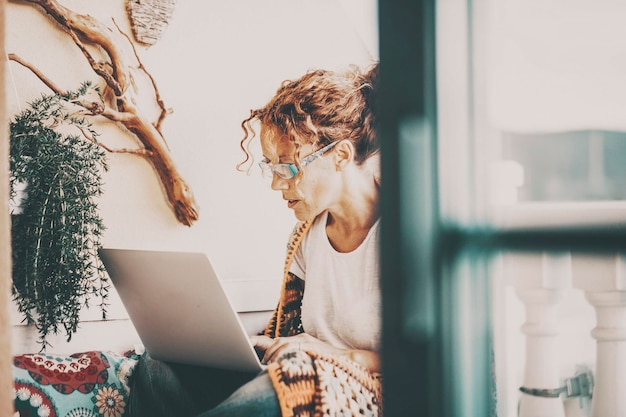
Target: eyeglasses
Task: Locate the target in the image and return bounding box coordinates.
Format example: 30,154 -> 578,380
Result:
258,141 -> 340,180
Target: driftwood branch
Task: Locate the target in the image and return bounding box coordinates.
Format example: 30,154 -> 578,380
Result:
8,53 -> 68,96
9,0 -> 199,226
114,19 -> 172,132
74,123 -> 153,156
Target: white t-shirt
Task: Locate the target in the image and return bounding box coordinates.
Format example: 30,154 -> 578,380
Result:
289,211 -> 381,352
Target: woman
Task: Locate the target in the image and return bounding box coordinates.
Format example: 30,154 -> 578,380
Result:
129,63 -> 382,417
241,61 -> 382,416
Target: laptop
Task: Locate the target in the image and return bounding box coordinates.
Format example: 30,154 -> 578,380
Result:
99,248 -> 266,372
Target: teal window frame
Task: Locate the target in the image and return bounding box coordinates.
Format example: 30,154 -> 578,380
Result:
378,1 -> 626,416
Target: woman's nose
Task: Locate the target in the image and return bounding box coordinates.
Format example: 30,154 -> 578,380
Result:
271,174 -> 289,191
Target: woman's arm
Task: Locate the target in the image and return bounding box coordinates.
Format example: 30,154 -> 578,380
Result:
251,334 -> 381,373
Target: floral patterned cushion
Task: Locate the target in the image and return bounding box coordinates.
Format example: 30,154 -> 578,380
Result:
12,350 -> 139,417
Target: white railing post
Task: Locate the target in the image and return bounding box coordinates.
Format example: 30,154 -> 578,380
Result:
572,254 -> 626,417
505,252 -> 570,417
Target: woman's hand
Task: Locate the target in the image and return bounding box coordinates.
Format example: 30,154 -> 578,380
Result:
250,334 -> 380,373
251,333 -> 341,365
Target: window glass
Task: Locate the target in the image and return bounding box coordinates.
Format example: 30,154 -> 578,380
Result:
437,2 -> 626,417
484,0 -> 626,210
502,130 -> 626,202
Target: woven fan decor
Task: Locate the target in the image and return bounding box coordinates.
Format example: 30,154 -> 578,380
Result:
127,0 -> 177,46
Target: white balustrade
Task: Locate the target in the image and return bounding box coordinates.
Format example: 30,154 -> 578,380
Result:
572,254 -> 626,417
504,252 -> 571,417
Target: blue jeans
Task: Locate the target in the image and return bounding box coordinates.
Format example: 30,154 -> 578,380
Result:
128,353 -> 279,417
198,371 -> 280,417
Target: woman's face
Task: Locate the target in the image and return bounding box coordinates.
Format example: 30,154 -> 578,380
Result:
260,128 -> 338,221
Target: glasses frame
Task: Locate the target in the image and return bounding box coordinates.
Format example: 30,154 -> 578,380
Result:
259,140 -> 340,180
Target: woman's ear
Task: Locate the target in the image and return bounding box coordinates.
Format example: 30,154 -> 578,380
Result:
334,140 -> 355,170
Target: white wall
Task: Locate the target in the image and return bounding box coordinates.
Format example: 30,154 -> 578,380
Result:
6,0 -> 378,354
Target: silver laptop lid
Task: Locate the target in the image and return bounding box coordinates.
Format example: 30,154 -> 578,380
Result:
99,248 -> 264,372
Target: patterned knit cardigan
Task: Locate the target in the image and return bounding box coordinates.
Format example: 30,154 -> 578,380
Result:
263,219 -> 383,417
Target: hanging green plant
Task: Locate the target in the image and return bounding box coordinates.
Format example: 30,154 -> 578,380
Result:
10,81 -> 110,349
